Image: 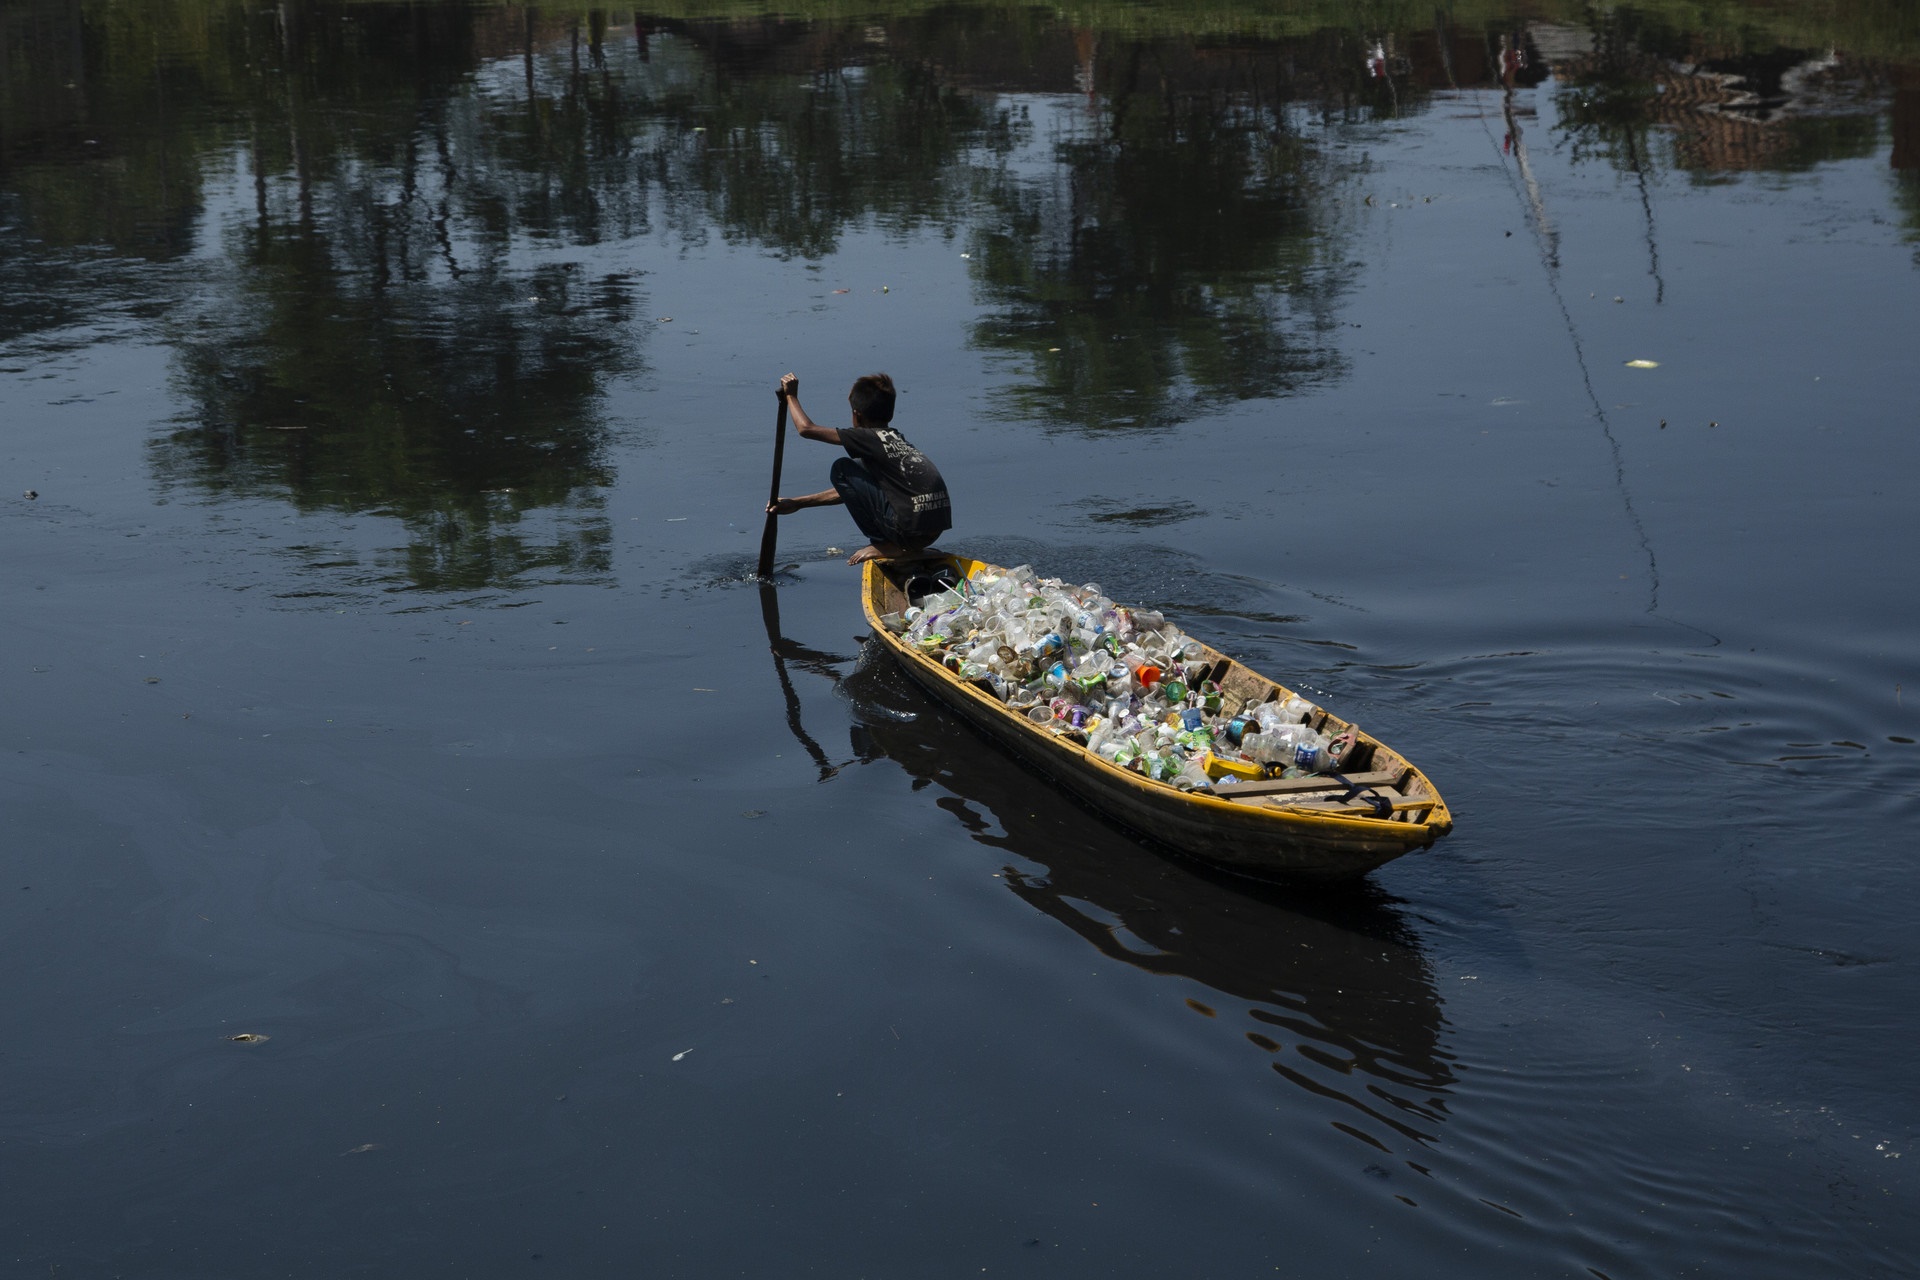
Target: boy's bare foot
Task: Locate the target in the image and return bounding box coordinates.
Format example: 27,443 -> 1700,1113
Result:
847,541 -> 937,565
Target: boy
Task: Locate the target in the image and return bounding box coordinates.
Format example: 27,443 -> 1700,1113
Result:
765,371 -> 951,565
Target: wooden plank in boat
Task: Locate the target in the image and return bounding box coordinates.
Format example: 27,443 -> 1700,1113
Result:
1214,769 -> 1406,801
1272,796 -> 1439,816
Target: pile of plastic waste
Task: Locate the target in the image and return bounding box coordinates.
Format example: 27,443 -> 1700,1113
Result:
881,564 -> 1355,792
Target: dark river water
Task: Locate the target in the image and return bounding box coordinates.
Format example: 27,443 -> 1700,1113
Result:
3,2 -> 1918,1276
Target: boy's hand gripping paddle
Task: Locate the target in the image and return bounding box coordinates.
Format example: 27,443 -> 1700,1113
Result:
756,389 -> 789,579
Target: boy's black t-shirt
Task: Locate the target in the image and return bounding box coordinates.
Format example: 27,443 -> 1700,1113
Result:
840,425 -> 952,545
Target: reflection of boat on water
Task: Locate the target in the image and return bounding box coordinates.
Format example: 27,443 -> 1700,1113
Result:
817,618 -> 1457,1159
862,557 -> 1453,880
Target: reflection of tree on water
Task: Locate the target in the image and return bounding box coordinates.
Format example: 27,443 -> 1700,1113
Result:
2,3 -> 639,593
969,38 -> 1354,433
15,0 -> 1914,585
160,246 -> 629,593
0,5 -> 1494,483
533,11 -> 1371,435
0,0 -> 216,342
834,638 -> 1455,1164
0,1 -> 218,264
634,16 -> 1000,259
631,14 -> 1366,432
1900,177 -> 1920,264
1859,57 -> 1920,260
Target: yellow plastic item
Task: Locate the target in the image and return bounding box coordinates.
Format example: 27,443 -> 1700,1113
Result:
1203,752 -> 1263,782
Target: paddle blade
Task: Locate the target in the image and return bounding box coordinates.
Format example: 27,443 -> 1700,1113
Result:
756,512 -> 779,579
756,393 -> 790,579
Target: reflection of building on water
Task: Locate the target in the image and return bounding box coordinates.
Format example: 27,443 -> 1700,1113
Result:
1341,17 -> 1900,177
1534,23 -> 1891,174
837,639 -> 1456,1163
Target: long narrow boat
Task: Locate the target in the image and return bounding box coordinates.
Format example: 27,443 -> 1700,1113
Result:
862,555 -> 1453,880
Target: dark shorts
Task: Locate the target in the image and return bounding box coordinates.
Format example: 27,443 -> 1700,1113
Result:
831,456 -> 930,549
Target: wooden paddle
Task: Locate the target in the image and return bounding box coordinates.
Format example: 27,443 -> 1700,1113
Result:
756,388 -> 789,579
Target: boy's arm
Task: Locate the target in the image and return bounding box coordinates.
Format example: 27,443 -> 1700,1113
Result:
781,373 -> 841,445
767,488 -> 843,516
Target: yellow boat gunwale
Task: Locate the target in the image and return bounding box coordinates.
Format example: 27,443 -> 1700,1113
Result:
860,555 -> 1454,879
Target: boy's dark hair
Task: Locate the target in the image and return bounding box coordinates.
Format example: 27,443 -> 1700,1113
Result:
848,373 -> 896,425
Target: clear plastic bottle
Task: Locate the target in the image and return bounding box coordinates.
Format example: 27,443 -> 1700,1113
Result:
1242,725 -> 1355,772
1251,701 -> 1310,735
1172,761 -> 1214,792
1243,724 -> 1325,769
